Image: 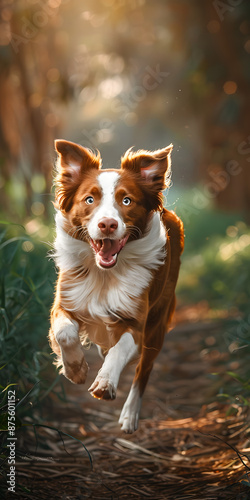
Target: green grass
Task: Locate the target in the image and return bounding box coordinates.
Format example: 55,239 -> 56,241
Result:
168,188 -> 250,317
0,222 -> 55,395
0,221 -> 58,482
170,189 -> 250,410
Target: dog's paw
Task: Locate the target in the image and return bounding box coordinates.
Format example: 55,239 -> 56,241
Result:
61,357 -> 89,385
118,407 -> 139,434
119,387 -> 141,433
88,376 -> 116,400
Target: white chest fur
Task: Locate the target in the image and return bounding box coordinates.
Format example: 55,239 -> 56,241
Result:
53,211 -> 166,319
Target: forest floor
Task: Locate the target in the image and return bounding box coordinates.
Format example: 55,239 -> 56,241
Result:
9,305 -> 250,499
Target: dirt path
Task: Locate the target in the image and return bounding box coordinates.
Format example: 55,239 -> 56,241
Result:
12,313 -> 250,499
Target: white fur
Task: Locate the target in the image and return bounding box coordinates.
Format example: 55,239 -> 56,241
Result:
53,210 -> 166,319
54,315 -> 79,347
88,332 -> 138,398
141,162 -> 159,180
87,171 -> 126,240
96,344 -> 104,359
54,211 -> 93,272
56,156 -> 81,174
53,312 -> 88,384
119,382 -> 142,433
68,162 -> 81,174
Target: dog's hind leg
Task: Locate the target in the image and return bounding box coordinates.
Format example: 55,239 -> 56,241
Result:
119,297 -> 176,433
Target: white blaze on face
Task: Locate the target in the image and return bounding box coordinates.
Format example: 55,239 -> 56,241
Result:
87,171 -> 125,240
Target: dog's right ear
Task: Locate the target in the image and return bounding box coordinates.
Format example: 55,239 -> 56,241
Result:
55,140 -> 101,174
54,140 -> 101,212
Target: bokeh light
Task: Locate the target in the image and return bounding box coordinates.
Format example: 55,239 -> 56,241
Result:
223,81 -> 238,95
22,240 -> 35,252
31,201 -> 45,216
31,175 -> 46,194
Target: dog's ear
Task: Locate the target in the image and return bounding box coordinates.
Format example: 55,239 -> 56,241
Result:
54,140 -> 101,212
55,140 -> 101,176
121,145 -> 173,211
121,145 -> 173,192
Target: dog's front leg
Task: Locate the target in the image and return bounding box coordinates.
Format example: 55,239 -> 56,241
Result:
49,307 -> 88,384
88,332 -> 138,400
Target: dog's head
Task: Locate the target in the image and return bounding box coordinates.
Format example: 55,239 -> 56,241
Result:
54,140 -> 172,269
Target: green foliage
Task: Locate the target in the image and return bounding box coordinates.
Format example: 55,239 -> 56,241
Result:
217,371 -> 250,414
0,222 -> 57,462
173,191 -> 250,319
175,194 -> 250,355
0,222 -> 55,399
172,194 -> 250,410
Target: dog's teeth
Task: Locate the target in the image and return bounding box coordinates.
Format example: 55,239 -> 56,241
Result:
95,240 -> 101,251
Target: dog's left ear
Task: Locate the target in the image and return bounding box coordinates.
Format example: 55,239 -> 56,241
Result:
121,145 -> 173,192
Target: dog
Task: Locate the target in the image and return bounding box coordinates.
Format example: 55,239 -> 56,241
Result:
49,139 -> 184,433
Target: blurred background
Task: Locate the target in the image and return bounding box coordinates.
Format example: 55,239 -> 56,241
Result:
0,0 -> 250,221
1,0 -> 250,470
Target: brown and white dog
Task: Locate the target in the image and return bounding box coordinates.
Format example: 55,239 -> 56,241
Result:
49,139 -> 184,433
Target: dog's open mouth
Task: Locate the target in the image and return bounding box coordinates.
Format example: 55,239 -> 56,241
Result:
90,235 -> 129,269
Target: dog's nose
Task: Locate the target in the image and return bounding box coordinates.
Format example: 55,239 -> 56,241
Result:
98,218 -> 118,236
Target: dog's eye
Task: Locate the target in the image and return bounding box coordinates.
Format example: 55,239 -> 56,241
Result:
122,197 -> 132,206
85,196 -> 94,205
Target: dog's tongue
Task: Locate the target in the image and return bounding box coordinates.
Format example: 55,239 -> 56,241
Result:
99,239 -> 120,260
90,236 -> 129,268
